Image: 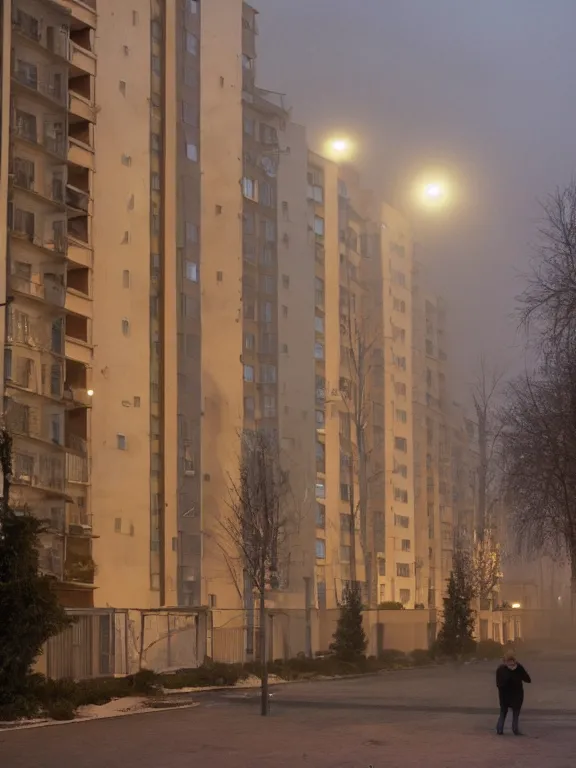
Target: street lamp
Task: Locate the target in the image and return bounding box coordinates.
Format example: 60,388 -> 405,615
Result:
323,135 -> 356,163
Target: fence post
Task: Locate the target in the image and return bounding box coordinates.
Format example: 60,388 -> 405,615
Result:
166,613 -> 172,669
138,611 -> 145,670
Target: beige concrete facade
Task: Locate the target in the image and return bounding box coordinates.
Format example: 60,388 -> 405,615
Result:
412,269 -> 452,609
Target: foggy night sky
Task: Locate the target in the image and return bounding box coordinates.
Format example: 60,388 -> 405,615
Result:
255,0 -> 576,389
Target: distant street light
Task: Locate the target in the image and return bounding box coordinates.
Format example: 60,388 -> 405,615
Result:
323,135 -> 356,163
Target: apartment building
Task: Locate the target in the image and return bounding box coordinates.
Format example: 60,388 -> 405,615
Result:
366,204 -> 416,608
412,271 -> 453,609
0,0 -> 249,610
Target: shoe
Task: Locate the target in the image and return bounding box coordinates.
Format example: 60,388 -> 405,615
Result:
496,730 -> 504,735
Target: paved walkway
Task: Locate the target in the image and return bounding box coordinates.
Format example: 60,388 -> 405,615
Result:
2,657 -> 576,767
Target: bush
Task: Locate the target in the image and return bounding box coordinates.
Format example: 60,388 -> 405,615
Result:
0,695 -> 41,722
131,669 -> 159,694
378,601 -> 405,610
476,640 -> 503,660
378,649 -> 407,667
46,699 -> 76,721
410,649 -> 432,666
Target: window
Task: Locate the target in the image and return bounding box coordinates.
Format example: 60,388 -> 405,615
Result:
340,483 -> 350,502
259,182 -> 275,207
392,269 -> 406,287
340,545 -> 351,563
401,539 -> 411,552
338,179 -> 348,198
244,332 -> 255,350
263,220 -> 276,242
282,274 -> 290,289
315,409 -> 325,427
317,580 -> 327,609
186,143 -> 198,161
393,298 -> 406,313
185,260 -> 198,282
243,365 -> 254,382
186,32 -> 198,55
316,481 -> 326,499
315,315 -> 324,333
244,396 -> 255,418
117,434 -> 127,450
316,504 -> 326,529
260,123 -> 278,145
261,275 -> 274,294
378,559 -> 386,576
395,514 -> 409,528
242,177 -> 257,200
242,54 -> 254,70
122,319 -> 130,336
307,184 -> 323,203
260,301 -> 272,323
260,333 -> 275,354
315,539 -> 326,559
395,463 -> 408,478
260,364 -> 276,384
393,355 -> 406,370
315,277 -> 325,306
314,342 -> 324,360
394,488 -> 408,503
152,55 -> 161,74
393,326 -> 406,343
185,221 -> 198,242
395,382 -> 407,397
314,216 -> 325,236
243,301 -> 255,320
396,409 -> 407,423
281,343 -> 288,354
397,563 -> 410,578
395,437 -> 407,452
263,395 -> 276,418
399,589 -> 411,605
122,269 -> 130,288
182,295 -> 198,318
182,101 -> 197,126
50,364 -> 61,396
187,0 -> 198,12
243,117 -> 255,135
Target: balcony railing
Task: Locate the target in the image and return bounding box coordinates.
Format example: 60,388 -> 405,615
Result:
66,451 -> 89,484
10,273 -> 66,307
66,434 -> 88,456
13,69 -> 67,107
13,451 -> 66,492
13,11 -> 69,59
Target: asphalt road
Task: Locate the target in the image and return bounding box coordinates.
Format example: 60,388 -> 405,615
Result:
2,656 -> 576,767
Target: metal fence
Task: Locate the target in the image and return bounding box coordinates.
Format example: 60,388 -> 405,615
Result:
42,604 -> 559,680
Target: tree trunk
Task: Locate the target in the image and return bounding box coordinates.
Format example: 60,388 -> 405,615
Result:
259,588 -> 268,716
348,476 -> 357,587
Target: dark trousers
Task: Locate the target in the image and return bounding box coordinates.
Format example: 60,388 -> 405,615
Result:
497,705 -> 521,733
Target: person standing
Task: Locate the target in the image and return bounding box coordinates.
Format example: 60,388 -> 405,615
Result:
496,649 -> 531,735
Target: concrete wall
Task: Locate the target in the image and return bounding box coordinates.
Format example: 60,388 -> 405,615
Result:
91,0 -> 155,608
199,0 -> 244,610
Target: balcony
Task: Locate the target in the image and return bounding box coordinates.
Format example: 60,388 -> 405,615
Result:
39,541 -> 65,580
64,553 -> 95,585
9,211 -> 67,255
12,9 -> 69,60
66,451 -> 89,483
69,41 -> 96,77
69,90 -> 95,123
68,138 -> 94,170
65,290 -> 92,319
56,0 -> 97,30
66,184 -> 91,215
10,273 -> 66,307
12,67 -> 67,109
12,450 -> 66,493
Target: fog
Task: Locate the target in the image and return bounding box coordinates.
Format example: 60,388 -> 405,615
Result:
256,0 -> 576,387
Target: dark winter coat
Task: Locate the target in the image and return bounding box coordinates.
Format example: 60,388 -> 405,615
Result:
496,663 -> 531,709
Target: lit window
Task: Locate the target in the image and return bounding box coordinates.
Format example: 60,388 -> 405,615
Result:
185,260 -> 198,282
186,143 -> 198,161
315,315 -> 324,333
117,434 -> 127,450
315,538 -> 326,559
314,216 -> 325,236
243,365 -> 254,382
242,54 -> 254,70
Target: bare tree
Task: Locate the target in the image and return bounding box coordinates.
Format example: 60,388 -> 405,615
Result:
224,429 -> 288,716
501,346 -> 576,618
519,180 -> 576,351
339,283 -> 380,605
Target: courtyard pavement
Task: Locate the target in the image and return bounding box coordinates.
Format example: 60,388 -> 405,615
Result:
2,655 -> 576,767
